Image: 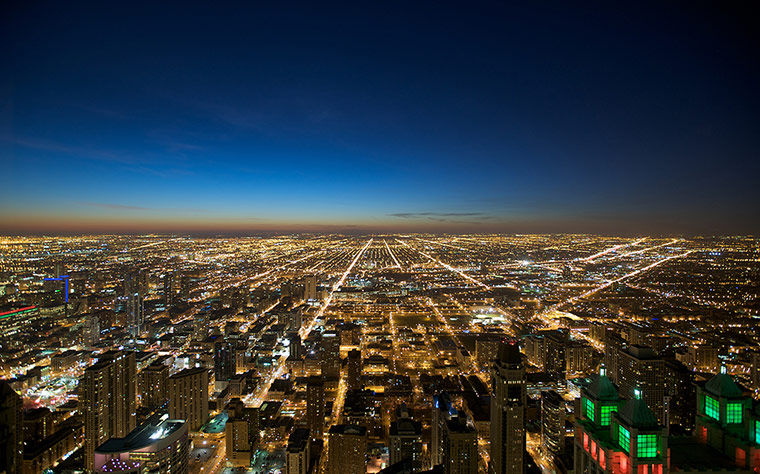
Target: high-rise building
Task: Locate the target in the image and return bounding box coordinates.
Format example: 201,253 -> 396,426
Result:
93,412 -> 188,474
544,330 -> 567,380
124,271 -> 145,338
168,368 -> 209,431
139,362 -> 169,410
567,343 -> 594,376
307,376 -> 325,440
751,351 -> 760,391
347,349 -> 362,391
286,428 -> 311,474
389,404 -> 423,471
0,381 -> 23,474
225,398 -> 259,467
163,272 -> 175,309
288,331 -> 303,359
432,392 -> 456,468
685,346 -> 719,373
193,312 -> 208,341
443,415 -> 478,474
320,331 -> 341,379
663,359 -> 695,432
541,390 -> 565,459
214,339 -> 235,384
304,275 -> 318,301
490,340 -> 526,474
82,313 -> 100,348
328,424 -> 367,474
618,346 -> 666,422
604,332 -> 626,385
81,351 -> 137,470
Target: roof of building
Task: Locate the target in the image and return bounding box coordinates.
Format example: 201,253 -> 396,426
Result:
586,373 -> 619,401
618,398 -> 659,429
329,424 -> 367,436
498,340 -> 522,364
704,372 -> 743,398
95,412 -> 186,454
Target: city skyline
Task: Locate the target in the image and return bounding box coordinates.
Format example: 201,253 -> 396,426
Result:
2,2 -> 759,235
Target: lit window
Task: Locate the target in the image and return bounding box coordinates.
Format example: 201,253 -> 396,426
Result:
726,403 -> 742,424
756,420 -> 760,444
618,425 -> 631,453
601,405 -> 615,426
637,434 -> 657,458
585,398 -> 595,422
704,395 -> 719,420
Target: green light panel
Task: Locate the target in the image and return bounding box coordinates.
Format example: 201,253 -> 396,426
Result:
755,420 -> 760,444
637,434 -> 657,458
726,403 -> 742,424
601,405 -> 615,426
705,395 -> 719,420
618,425 -> 630,453
585,398 -> 595,422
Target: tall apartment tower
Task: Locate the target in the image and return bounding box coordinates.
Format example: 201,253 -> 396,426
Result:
124,271 -> 145,338
541,390 -> 565,459
618,345 -> 666,423
443,415 -> 478,474
389,403 -> 423,471
168,367 -> 209,431
304,275 -> 318,301
347,350 -> 362,391
80,351 -> 137,470
214,339 -> 235,383
0,381 -> 23,474
286,428 -> 311,474
306,376 -> 325,440
225,398 -> 259,467
543,330 -> 567,381
432,392 -> 456,467
138,362 -> 169,410
320,331 -> 341,379
328,424 -> 367,474
490,340 -> 526,474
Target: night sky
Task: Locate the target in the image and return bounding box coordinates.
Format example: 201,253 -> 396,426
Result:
2,1 -> 758,235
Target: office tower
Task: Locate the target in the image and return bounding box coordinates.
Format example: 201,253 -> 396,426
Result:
685,346 -> 719,373
390,404 -> 422,471
328,424 -> 367,474
566,343 -> 594,376
443,413 -> 478,474
306,376 -> 325,440
214,339 -> 235,383
663,359 -> 695,432
168,368 -> 209,431
81,351 -> 137,470
541,390 -> 565,459
288,331 -> 303,359
490,340 -> 526,474
0,381 -> 23,474
618,345 -> 666,422
575,368 -> 668,474
225,398 -> 259,467
304,274 -> 318,301
347,349 -> 362,391
320,331 -> 341,379
193,312 -> 208,341
543,330 -> 567,380
286,428 -> 311,474
432,392 -> 455,467
139,362 -> 169,410
163,271 -> 174,309
93,412 -> 188,474
124,271 -> 145,338
604,332 -> 626,384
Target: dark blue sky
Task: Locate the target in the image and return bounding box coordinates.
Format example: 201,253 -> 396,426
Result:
2,1 -> 758,234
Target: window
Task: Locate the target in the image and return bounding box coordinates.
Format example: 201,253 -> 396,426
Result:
705,395 -> 719,420
756,420 -> 760,444
601,405 -> 615,426
600,449 -> 606,469
618,425 -> 631,453
585,398 -> 595,422
637,434 -> 657,458
726,403 -> 742,424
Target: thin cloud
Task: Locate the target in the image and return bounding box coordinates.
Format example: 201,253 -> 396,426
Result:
77,202 -> 153,211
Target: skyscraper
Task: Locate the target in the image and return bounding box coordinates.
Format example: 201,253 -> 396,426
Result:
214,339 -> 235,384
81,351 -> 137,470
306,376 -> 325,440
443,415 -> 478,474
541,390 -> 565,459
490,340 -> 526,474
0,380 -> 23,474
328,424 -> 367,474
304,275 -> 318,301
286,428 -> 311,474
320,331 -> 341,379
618,345 -> 666,422
168,367 -> 209,431
225,398 -> 259,466
124,271 -> 145,338
543,330 -> 567,381
138,362 -> 169,411
347,349 -> 362,391
389,404 -> 422,471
